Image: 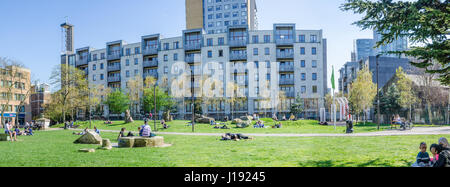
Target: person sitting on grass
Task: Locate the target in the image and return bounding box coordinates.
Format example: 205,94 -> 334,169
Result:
439,137 -> 449,148
161,120 -> 169,129
273,122 -> 282,129
117,128 -> 126,140
430,144 -> 441,165
94,126 -> 100,135
4,121 -> 17,142
221,133 -> 254,141
413,142 -> 431,167
138,127 -> 143,136
25,127 -> 33,136
14,126 -> 23,136
432,137 -> 450,167
254,120 -> 264,128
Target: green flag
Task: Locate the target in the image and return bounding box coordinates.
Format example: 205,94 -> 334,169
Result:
331,66 -> 335,90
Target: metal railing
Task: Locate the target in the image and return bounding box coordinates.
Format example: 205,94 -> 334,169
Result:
143,72 -> 158,79
276,51 -> 294,59
228,39 -> 247,47
279,65 -> 295,72
107,76 -> 121,82
279,79 -> 295,85
143,59 -> 158,68
107,64 -> 121,72
229,53 -> 247,61
275,38 -> 294,46
184,42 -> 202,51
77,58 -> 88,66
142,47 -> 158,56
107,51 -> 121,60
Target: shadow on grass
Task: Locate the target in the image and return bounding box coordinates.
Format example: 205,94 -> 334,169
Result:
298,158 -> 412,167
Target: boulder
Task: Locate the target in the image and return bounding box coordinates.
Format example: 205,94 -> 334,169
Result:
124,110 -> 134,123
149,136 -> 165,147
78,148 -> 96,153
118,137 -> 135,148
101,139 -> 112,150
195,117 -> 215,124
74,131 -> 102,145
231,118 -> 243,124
236,120 -> 252,128
240,116 -> 254,121
133,137 -> 152,147
0,134 -> 10,141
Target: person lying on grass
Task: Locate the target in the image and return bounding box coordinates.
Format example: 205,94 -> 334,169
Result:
214,124 -> 229,129
220,133 -> 254,141
73,128 -> 88,135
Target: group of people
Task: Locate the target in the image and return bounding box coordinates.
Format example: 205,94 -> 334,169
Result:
73,126 -> 100,135
254,120 -> 265,128
221,133 -> 254,141
3,121 -> 34,142
414,137 -> 450,167
117,120 -> 156,140
392,114 -> 407,128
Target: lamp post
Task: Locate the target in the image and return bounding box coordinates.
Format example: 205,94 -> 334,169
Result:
191,67 -> 195,132
154,81 -> 157,132
376,54 -> 381,130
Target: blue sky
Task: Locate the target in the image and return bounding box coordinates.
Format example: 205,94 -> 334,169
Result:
0,0 -> 373,89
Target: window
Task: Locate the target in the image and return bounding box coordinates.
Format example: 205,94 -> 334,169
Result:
134,69 -> 138,76
312,86 -> 318,93
164,55 -> 168,61
301,60 -> 306,67
93,64 -> 96,71
219,50 -> 223,57
126,59 -> 130,66
312,73 -> 317,80
218,37 -> 224,45
126,70 -> 130,78
216,13 -> 222,19
164,43 -> 169,50
266,61 -> 271,68
252,35 -> 259,43
207,38 -> 213,46
265,48 -> 270,55
208,14 -> 213,19
208,50 -> 213,58
135,47 -> 140,54
134,58 -> 138,65
126,48 -> 131,56
174,53 -> 178,61
310,35 -> 317,43
312,47 -> 317,55
264,35 -> 270,43
300,47 -> 305,55
312,60 -> 317,68
299,35 -> 306,43
100,63 -> 104,69
253,48 -> 258,56
301,73 -> 306,81
254,61 -> 259,69
173,41 -> 179,49
93,54 -> 97,61
101,53 -> 105,59
301,86 -> 306,94
93,75 -> 96,81
100,74 -> 104,80
266,73 -> 271,81
216,5 -> 222,11
164,66 -> 168,74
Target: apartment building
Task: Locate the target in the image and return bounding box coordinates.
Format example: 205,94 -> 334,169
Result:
0,66 -> 32,126
30,83 -> 50,120
186,0 -> 258,34
64,24 -> 327,120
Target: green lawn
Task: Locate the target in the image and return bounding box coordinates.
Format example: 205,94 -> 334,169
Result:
52,119 -> 394,134
0,130 -> 447,167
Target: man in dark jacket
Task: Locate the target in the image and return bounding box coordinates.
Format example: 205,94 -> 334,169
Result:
433,145 -> 450,167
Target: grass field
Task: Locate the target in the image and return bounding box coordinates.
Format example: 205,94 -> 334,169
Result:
0,130 -> 447,167
52,119 -> 396,134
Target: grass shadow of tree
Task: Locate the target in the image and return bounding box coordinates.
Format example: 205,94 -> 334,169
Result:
298,158 -> 411,167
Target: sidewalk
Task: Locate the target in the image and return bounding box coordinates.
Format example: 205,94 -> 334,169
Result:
47,126 -> 450,137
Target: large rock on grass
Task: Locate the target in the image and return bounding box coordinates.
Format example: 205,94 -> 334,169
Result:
118,137 -> 135,148
101,138 -> 112,150
0,134 -> 10,141
79,148 -> 96,153
231,118 -> 243,124
240,116 -> 253,121
236,120 -> 252,128
74,131 -> 102,145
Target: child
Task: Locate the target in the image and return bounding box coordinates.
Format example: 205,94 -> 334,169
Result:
416,142 -> 431,167
430,144 -> 441,164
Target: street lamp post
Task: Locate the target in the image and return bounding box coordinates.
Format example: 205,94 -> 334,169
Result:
154,81 -> 157,132
191,68 -> 195,132
376,54 -> 381,130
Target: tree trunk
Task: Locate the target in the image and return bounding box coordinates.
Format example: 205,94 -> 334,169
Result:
427,101 -> 433,125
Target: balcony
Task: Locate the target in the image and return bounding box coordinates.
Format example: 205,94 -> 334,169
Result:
231,67 -> 247,74
184,42 -> 201,51
143,72 -> 158,79
107,76 -> 121,83
77,58 -> 88,66
279,79 -> 295,85
107,51 -> 121,61
143,59 -> 158,68
185,55 -> 200,63
228,39 -> 247,48
107,64 -> 121,72
279,65 -> 295,72
284,91 -> 296,98
229,53 -> 247,61
276,38 -> 294,46
142,47 -> 158,56
276,51 -> 294,59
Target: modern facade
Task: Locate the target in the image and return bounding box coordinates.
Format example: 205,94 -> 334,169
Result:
186,0 -> 258,34
30,83 -> 50,120
373,30 -> 408,57
354,39 -> 375,61
0,66 -> 32,126
64,23 -> 328,120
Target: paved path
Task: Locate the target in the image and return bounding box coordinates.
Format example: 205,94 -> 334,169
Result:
48,126 -> 450,137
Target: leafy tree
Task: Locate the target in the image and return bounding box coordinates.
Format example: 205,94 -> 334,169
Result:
349,66 -> 377,122
341,0 -> 450,85
395,67 -> 417,121
142,86 -> 173,115
104,89 -> 129,116
290,94 -> 305,118
378,83 -> 401,118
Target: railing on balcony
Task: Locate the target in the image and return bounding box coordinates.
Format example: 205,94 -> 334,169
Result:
142,47 -> 158,56
229,53 -> 247,61
231,67 -> 247,74
275,38 -> 294,46
228,39 -> 247,47
279,65 -> 295,72
143,72 -> 158,79
143,59 -> 158,68
276,51 -> 294,59
184,42 -> 201,51
283,91 -> 296,98
107,76 -> 121,82
107,64 -> 121,72
185,55 -> 200,63
279,79 -> 295,85
107,51 -> 121,61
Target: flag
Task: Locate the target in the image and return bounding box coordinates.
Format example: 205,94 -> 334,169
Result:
331,66 -> 335,90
